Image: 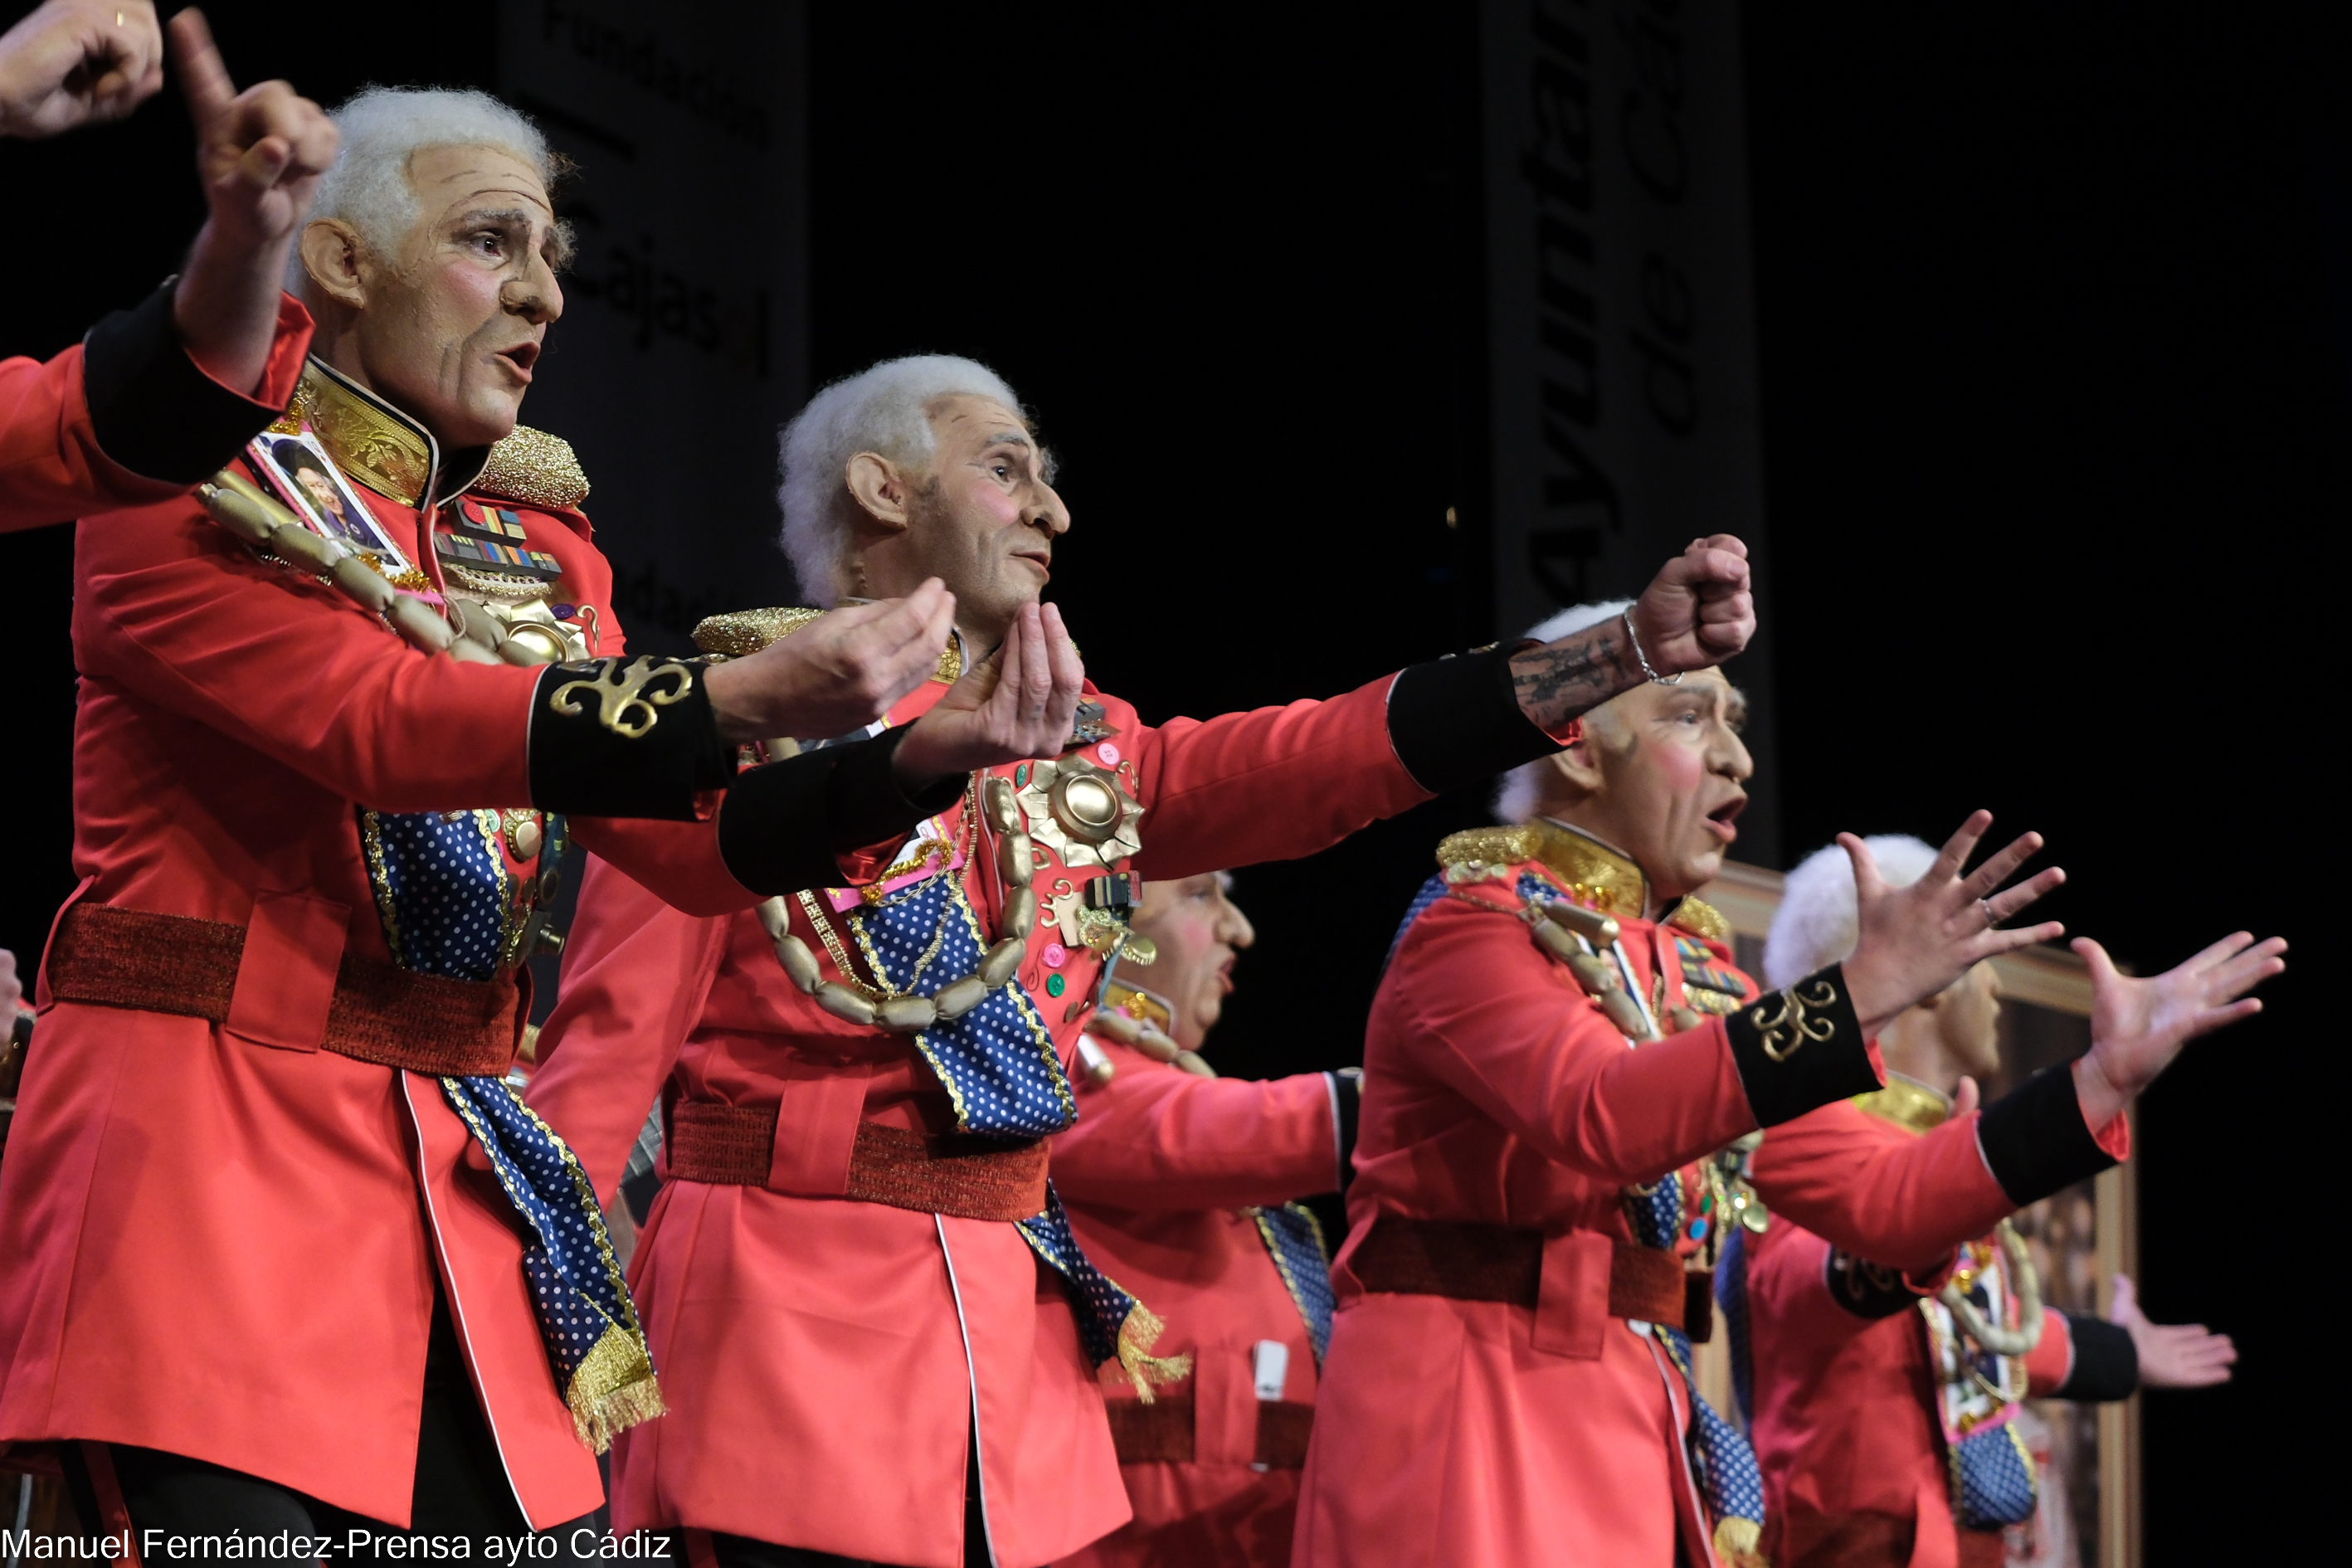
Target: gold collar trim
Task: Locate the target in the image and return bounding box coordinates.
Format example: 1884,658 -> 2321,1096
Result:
691,607 -> 963,684
1852,1074 -> 1953,1134
284,358 -> 489,510
1435,819 -> 1650,918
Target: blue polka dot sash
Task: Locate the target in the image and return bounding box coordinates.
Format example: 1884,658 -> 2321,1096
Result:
853,872 -> 1187,1398
1631,1172 -> 1767,1566
363,806 -> 661,1449
1252,1202 -> 1336,1362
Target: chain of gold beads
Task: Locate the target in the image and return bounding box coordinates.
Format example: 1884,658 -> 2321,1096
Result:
757,775 -> 1039,1034
194,470 -> 551,668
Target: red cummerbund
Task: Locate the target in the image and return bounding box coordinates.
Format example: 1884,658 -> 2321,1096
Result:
1348,1216 -> 1704,1335
1102,1395 -> 1317,1468
46,902 -> 519,1077
665,1099 -> 1049,1222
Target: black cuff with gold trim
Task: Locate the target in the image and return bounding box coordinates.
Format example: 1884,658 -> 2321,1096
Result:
1722,965 -> 1879,1127
527,657 -> 731,820
81,280 -> 281,485
1975,1064 -> 2116,1206
1386,645 -> 1561,795
717,728 -> 966,897
2053,1313 -> 2139,1401
1822,1245 -> 1926,1320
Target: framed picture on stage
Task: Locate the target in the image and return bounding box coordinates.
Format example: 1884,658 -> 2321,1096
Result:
246,430 -> 414,572
1695,860 -> 2143,1568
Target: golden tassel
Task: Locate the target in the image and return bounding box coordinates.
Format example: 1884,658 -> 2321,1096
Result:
1113,1303 -> 1194,1405
566,1323 -> 669,1454
1712,1516 -> 1769,1568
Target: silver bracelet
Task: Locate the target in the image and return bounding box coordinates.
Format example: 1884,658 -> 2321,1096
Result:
1620,611 -> 1683,685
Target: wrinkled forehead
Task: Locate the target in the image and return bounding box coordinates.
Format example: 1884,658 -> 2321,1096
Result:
405,143 -> 553,218
926,394 -> 1032,451
1610,664 -> 1747,723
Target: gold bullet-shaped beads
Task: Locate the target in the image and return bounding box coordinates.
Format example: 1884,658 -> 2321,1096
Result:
755,897 -> 791,941
878,996 -> 938,1034
998,830 -> 1035,886
1173,1049 -> 1216,1078
1565,951 -> 1617,996
934,975 -> 990,1020
1087,1009 -> 1143,1045
985,776 -> 1021,833
1668,1006 -> 1704,1034
386,594 -> 454,651
1134,1027 -> 1181,1063
1599,990 -> 1653,1040
1533,921 -> 1585,965
331,554 -> 396,612
774,933 -> 821,994
1541,898 -> 1620,947
978,937 -> 1026,988
1075,1036 -> 1116,1087
813,981 -> 877,1026
1002,885 -> 1037,937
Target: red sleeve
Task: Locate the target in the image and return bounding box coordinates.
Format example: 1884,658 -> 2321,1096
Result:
73,494 -> 542,810
2,295 -> 311,532
569,809 -> 761,918
1749,1100 -> 2018,1276
527,853 -> 728,1199
1050,1048 -> 1338,1210
1744,1220 -> 1888,1351
2023,1307 -> 2075,1395
1126,674 -> 1431,879
1380,890 -> 1761,1184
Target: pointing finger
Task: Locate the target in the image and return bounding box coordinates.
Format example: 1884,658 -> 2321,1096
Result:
167,7 -> 236,132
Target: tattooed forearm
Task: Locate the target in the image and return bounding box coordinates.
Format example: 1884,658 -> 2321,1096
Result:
1507,626 -> 1639,733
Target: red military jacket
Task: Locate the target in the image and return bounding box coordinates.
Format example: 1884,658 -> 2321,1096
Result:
1743,1084 -> 2116,1568
526,658 -> 1489,1568
2,289 -> 313,530
0,359 -> 763,1528
1293,820 -> 2127,1568
1052,1044 -> 1349,1568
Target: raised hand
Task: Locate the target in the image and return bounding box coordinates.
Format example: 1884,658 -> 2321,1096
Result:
0,0 -> 163,139
704,580 -> 957,743
168,8 -> 338,392
2108,1274 -> 2236,1390
1840,811 -> 2067,1035
892,601 -> 1085,789
2070,930 -> 2285,1127
1507,534 -> 1753,737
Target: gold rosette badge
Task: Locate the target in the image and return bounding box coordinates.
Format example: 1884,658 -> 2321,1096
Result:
1016,757 -> 1144,870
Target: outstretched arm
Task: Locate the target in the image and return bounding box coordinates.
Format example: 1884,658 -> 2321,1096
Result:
1505,533 -> 1755,735
2070,931 -> 2285,1127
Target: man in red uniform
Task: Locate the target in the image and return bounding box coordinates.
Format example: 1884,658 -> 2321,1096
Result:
1291,600 -> 2284,1568
2,7 -> 338,529
1053,871 -> 1352,1568
523,352 -> 1758,1568
1732,836 -> 2238,1568
0,92 -> 1077,1552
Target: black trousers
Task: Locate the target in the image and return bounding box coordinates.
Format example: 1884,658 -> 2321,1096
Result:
706,1426 -> 991,1568
62,1295 -> 606,1558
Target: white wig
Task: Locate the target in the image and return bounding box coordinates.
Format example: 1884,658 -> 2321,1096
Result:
1761,835 -> 1941,989
1491,599 -> 1634,825
777,354 -> 1025,606
291,87 -> 555,293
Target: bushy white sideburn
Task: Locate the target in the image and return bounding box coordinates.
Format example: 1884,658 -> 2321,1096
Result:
1760,835 -> 1941,990
777,355 -> 1024,606
289,87 -> 555,295
1490,599 -> 1634,826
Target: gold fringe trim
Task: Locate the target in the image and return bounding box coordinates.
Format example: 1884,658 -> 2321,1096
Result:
1712,1515 -> 1768,1568
1113,1303 -> 1195,1405
567,1323 -> 668,1454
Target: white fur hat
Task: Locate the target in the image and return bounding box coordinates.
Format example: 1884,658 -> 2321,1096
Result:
1761,835 -> 1941,989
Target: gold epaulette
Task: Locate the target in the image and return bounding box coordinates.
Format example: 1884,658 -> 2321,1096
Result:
1435,825 -> 1546,873
1851,1074 -> 1952,1134
692,606 -> 964,683
693,606 -> 825,657
1667,896 -> 1729,942
477,425 -> 591,510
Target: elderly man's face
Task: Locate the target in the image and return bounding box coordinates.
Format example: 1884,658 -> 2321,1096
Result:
338,144 -> 565,451
886,394 -> 1069,640
1129,872 -> 1256,1053
1540,668 -> 1752,910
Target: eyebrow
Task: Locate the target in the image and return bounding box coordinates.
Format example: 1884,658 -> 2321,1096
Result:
980,431 -> 1035,450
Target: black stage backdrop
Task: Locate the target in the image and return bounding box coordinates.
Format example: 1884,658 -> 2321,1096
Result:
1,4 -> 2341,1557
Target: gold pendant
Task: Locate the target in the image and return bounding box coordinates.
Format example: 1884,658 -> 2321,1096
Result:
1015,757 -> 1144,870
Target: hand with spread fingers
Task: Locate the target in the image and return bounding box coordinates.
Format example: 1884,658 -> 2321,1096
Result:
167,7 -> 338,393
2108,1274 -> 2237,1390
0,0 -> 163,139
1839,811 -> 2067,1035
2069,928 -> 2286,1127
891,600 -> 1085,789
703,579 -> 958,744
